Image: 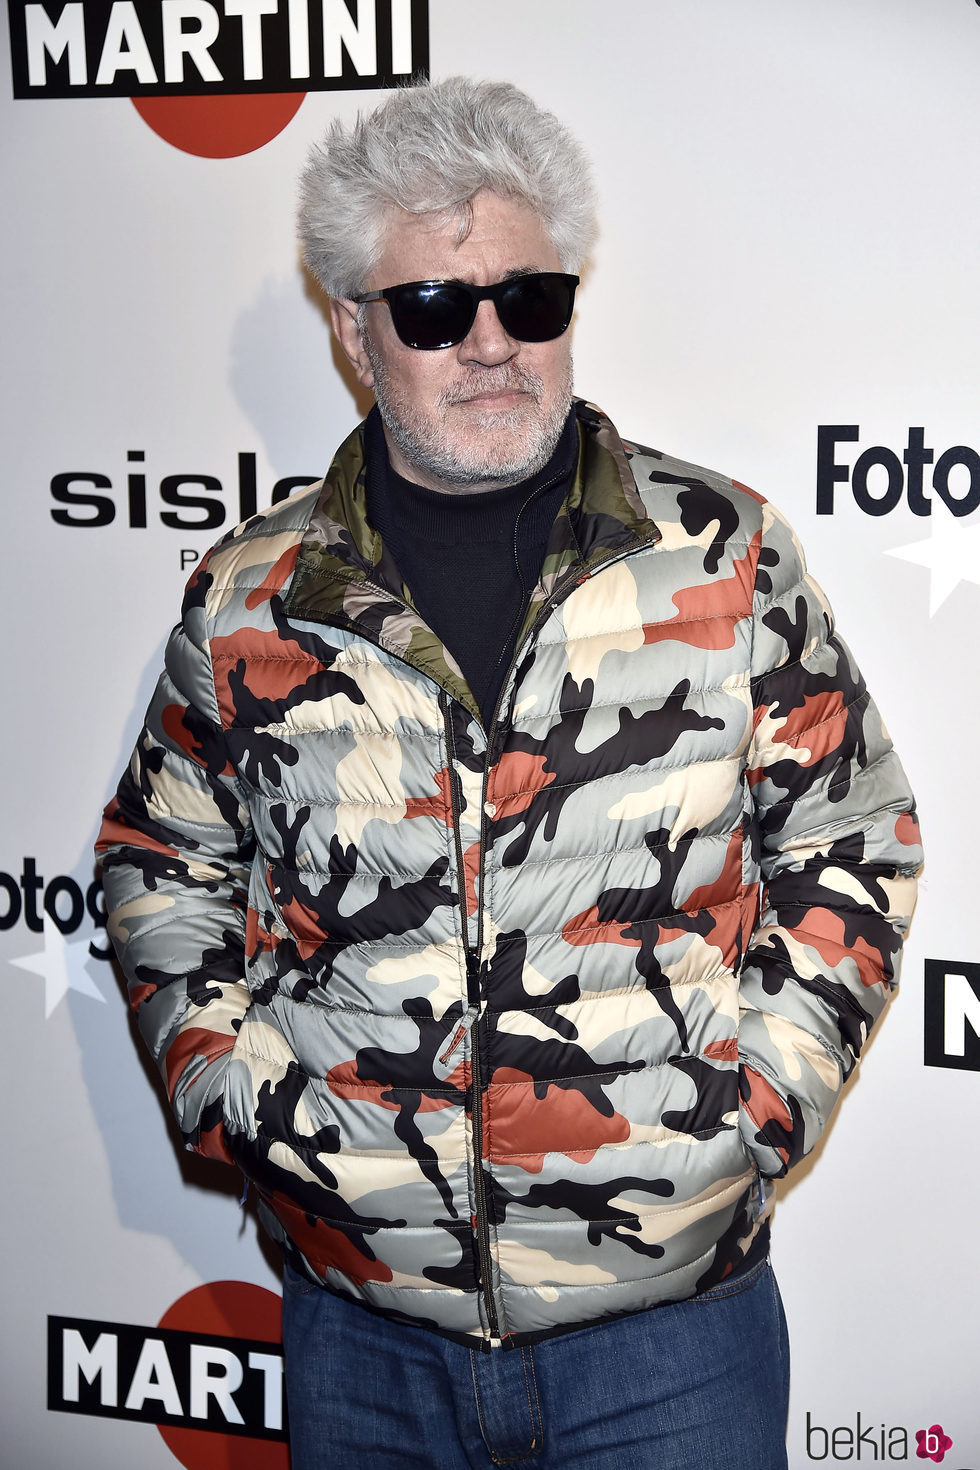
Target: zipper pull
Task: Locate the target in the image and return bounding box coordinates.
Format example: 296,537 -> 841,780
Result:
438,1004 -> 479,1069
465,949 -> 482,1006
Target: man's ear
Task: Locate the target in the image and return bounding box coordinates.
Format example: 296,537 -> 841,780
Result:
330,298 -> 375,389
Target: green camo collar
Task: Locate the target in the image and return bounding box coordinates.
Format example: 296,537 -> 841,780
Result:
281,399 -> 661,721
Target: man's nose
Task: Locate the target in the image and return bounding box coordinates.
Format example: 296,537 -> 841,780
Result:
456,297 -> 518,367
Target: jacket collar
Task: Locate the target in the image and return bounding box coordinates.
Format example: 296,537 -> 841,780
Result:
282,399 -> 661,720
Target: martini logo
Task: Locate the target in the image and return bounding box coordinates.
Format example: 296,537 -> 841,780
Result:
9,0 -> 430,157
924,959 -> 980,1071
816,426 -> 980,517
48,1281 -> 289,1469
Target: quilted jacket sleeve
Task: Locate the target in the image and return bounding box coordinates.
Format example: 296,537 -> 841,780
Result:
95,558 -> 252,1163
738,504 -> 922,1178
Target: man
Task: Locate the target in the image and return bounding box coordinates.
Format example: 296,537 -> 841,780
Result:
97,78 -> 921,1469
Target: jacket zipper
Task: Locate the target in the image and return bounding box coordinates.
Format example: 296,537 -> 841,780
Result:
466,952 -> 499,1339
440,688 -> 500,1337
438,535 -> 654,1340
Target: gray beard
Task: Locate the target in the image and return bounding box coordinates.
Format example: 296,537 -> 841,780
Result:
367,346 -> 573,492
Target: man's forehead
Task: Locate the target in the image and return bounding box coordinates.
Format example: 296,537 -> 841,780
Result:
368,193 -> 561,288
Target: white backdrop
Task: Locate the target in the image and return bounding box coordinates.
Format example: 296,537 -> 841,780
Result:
2,2 -> 976,1466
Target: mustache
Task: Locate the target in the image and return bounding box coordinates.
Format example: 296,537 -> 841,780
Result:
438,364 -> 544,407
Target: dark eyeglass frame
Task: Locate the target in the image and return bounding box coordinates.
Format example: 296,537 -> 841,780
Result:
352,272 -> 580,351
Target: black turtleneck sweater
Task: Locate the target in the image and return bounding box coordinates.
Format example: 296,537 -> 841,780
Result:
365,407 -> 577,725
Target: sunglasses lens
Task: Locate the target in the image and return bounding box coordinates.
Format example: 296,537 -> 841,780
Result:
389,284 -> 473,350
381,274 -> 578,349
498,274 -> 577,342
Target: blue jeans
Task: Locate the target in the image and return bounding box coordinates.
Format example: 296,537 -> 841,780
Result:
281,1256 -> 789,1469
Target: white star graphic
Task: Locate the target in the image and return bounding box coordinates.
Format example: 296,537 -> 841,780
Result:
886,512 -> 980,616
10,926 -> 108,1019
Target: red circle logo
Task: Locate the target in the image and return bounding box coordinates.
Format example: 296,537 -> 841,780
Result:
132,93 -> 305,157
156,1280 -> 290,1469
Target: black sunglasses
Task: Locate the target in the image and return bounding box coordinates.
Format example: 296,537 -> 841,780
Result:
353,272 -> 579,351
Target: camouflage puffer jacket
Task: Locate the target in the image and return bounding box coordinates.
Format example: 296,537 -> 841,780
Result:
97,400 -> 921,1348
